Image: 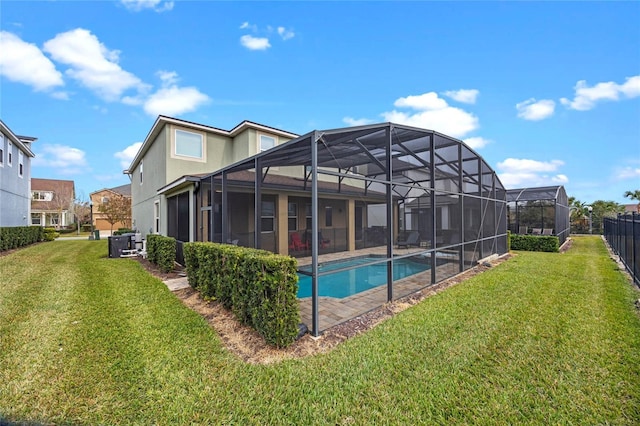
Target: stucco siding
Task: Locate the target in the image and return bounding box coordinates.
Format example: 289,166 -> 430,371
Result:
132,127 -> 167,236
0,134 -> 31,227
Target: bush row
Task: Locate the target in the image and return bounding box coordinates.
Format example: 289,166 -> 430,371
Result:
510,234 -> 559,252
146,234 -> 176,272
0,226 -> 45,251
184,242 -> 300,347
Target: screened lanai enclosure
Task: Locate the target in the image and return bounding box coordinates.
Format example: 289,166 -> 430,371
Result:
196,123 -> 508,335
506,186 -> 570,245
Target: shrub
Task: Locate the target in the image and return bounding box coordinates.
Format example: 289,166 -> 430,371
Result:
43,227 -> 60,241
510,234 -> 559,252
183,242 -> 300,347
146,234 -> 176,273
81,224 -> 92,232
0,226 -> 44,251
113,228 -> 135,235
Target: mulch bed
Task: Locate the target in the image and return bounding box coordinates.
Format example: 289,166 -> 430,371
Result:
135,253 -> 512,364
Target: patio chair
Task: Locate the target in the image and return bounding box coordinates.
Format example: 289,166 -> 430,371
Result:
397,231 -> 420,248
518,226 -> 528,234
318,231 -> 331,248
542,228 -> 553,235
289,232 -> 308,251
531,228 -> 542,235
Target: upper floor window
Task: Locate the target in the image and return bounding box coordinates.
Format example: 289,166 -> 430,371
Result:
0,133 -> 4,167
175,129 -> 204,159
139,160 -> 143,185
8,141 -> 12,166
32,191 -> 54,201
18,151 -> 24,177
260,134 -> 276,152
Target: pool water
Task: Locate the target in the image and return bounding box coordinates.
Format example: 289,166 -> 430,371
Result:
297,256 -> 429,299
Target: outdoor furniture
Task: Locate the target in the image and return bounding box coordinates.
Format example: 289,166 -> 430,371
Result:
289,232 -> 308,251
542,229 -> 553,235
531,228 -> 542,235
397,231 -> 420,248
518,226 -> 528,234
304,230 -> 331,249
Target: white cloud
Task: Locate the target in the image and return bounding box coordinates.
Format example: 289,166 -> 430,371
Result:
394,92 -> 449,110
516,98 -> 555,121
240,22 -> 258,31
442,89 -> 479,104
115,142 -> 143,170
343,117 -> 375,127
121,0 -> 174,12
496,158 -> 567,188
240,34 -> 271,50
382,92 -> 479,138
32,144 -> 89,175
277,27 -> 295,40
560,75 -> 640,111
613,166 -> 640,180
143,70 -> 209,116
0,31 -> 64,92
43,28 -> 149,102
463,137 -> 491,150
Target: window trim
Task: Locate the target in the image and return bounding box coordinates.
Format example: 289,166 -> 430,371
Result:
154,200 -> 160,233
18,151 -> 24,178
261,200 -> 276,233
173,128 -> 206,162
288,202 -> 298,231
7,141 -> 12,167
259,134 -> 277,153
0,133 -> 4,167
139,160 -> 143,185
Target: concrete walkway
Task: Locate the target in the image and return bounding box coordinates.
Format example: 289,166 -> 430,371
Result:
164,277 -> 190,291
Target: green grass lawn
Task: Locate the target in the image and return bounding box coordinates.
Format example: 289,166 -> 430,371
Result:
1,236 -> 639,424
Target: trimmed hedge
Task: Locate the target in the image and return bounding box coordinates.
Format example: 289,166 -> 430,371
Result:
114,228 -> 135,235
0,226 -> 44,251
510,234 -> 559,252
146,234 -> 176,273
183,242 -> 300,347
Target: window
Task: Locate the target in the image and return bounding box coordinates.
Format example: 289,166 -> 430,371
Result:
32,191 -> 53,201
31,213 -> 41,225
18,151 -> 23,177
325,206 -> 333,227
305,203 -> 312,229
260,134 -> 276,152
175,129 -> 204,159
0,133 -> 4,167
154,200 -> 160,233
51,213 -> 59,225
8,141 -> 12,166
288,202 -> 297,231
261,200 -> 275,232
139,160 -> 143,185
102,196 -> 110,204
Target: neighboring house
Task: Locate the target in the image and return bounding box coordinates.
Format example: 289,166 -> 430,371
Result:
623,203 -> 639,214
90,184 -> 132,232
0,119 -> 36,227
30,178 -> 75,228
124,115 -> 299,239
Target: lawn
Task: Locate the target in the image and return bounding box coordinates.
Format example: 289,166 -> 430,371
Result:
1,236 -> 639,424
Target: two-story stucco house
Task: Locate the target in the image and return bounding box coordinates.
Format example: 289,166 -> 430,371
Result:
0,119 -> 36,227
124,115 -> 298,241
90,184 -> 132,233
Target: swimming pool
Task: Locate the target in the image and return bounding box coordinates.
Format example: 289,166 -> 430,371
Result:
297,256 -> 430,299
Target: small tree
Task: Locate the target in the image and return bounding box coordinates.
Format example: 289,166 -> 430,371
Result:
624,190 -> 640,213
98,194 -> 132,235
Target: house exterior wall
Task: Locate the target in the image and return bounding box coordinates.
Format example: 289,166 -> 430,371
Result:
0,131 -> 31,227
90,189 -> 131,232
132,127 -> 168,235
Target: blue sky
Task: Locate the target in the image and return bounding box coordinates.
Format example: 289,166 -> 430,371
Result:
1,1 -> 639,204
